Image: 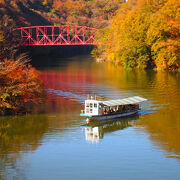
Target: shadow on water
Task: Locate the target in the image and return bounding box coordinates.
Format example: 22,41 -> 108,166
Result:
21,45 -> 94,69
30,55 -> 82,69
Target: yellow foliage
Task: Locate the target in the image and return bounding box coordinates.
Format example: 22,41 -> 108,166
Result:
0,0 -> 5,4
147,0 -> 180,70
0,31 -> 3,42
42,0 -> 47,5
95,0 -> 180,70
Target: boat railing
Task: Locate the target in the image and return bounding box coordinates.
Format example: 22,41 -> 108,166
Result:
87,95 -> 98,100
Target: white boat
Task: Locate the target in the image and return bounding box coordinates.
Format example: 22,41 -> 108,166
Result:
80,96 -> 147,123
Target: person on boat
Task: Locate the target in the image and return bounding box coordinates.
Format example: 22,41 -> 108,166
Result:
104,108 -> 107,114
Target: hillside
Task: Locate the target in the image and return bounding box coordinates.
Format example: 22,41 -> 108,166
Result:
0,0 -> 126,28
0,0 -> 126,58
94,0 -> 180,70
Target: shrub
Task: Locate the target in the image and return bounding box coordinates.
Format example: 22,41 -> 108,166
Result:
0,54 -> 45,115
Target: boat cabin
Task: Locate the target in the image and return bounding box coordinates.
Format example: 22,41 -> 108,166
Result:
84,99 -> 103,116
81,96 -> 147,117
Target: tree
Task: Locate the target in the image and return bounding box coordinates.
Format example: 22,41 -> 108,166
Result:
0,54 -> 45,115
147,0 -> 180,70
0,15 -> 20,58
95,0 -> 179,70
0,0 -> 5,4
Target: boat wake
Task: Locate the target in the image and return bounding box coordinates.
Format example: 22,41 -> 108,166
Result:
138,105 -> 162,115
138,110 -> 156,115
46,88 -> 87,103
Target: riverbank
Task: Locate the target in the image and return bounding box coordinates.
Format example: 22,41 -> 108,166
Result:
95,56 -> 180,72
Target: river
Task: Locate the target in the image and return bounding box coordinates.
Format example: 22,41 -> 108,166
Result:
0,55 -> 180,180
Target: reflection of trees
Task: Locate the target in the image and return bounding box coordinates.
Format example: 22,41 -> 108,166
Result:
40,59 -> 180,159
0,100 -> 83,179
105,63 -> 180,160
40,57 -> 180,160
137,71 -> 180,160
0,115 -> 49,179
106,63 -> 180,103
138,109 -> 180,160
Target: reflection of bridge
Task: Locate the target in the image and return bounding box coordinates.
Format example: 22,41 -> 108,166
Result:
40,70 -> 95,90
16,25 -> 98,46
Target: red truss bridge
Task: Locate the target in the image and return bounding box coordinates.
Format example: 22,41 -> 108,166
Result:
16,25 -> 98,46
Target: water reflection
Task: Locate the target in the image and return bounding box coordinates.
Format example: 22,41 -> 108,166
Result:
1,55 -> 180,179
82,116 -> 139,143
0,115 -> 49,180
102,63 -> 180,160
40,57 -> 180,159
39,57 -> 180,160
138,108 -> 180,160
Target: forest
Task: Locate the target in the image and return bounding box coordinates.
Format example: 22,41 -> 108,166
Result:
0,0 -> 179,68
0,0 -> 125,28
0,0 -> 126,114
94,0 -> 180,70
0,0 -> 179,114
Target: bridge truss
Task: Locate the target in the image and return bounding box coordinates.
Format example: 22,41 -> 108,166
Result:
16,25 -> 98,46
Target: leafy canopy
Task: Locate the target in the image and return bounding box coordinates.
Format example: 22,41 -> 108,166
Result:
95,0 -> 180,70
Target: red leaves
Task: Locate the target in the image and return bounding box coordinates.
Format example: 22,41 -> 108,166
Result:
0,58 -> 44,112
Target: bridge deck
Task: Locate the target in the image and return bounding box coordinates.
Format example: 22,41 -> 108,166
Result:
16,25 -> 98,46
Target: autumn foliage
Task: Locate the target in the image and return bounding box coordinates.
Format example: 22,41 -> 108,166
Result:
94,0 -> 180,70
0,0 -> 126,28
0,55 -> 44,115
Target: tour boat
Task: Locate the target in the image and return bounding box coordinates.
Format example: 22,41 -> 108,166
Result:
80,96 -> 147,123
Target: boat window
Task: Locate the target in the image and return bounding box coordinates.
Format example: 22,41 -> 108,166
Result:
86,103 -> 90,107
90,109 -> 93,113
86,109 -> 89,113
90,103 -> 93,108
94,103 -> 97,108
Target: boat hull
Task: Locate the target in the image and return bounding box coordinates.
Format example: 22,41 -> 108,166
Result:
86,110 -> 138,123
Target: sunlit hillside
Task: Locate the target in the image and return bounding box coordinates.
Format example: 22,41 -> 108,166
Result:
95,0 -> 180,70
0,0 -> 126,28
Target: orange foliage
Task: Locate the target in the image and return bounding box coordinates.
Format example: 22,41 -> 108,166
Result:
0,0 -> 5,4
0,56 -> 45,114
52,0 -> 64,10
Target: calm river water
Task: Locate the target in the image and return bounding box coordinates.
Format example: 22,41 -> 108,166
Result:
0,55 -> 180,180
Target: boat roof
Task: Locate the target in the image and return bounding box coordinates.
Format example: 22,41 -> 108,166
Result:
102,96 -> 147,106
